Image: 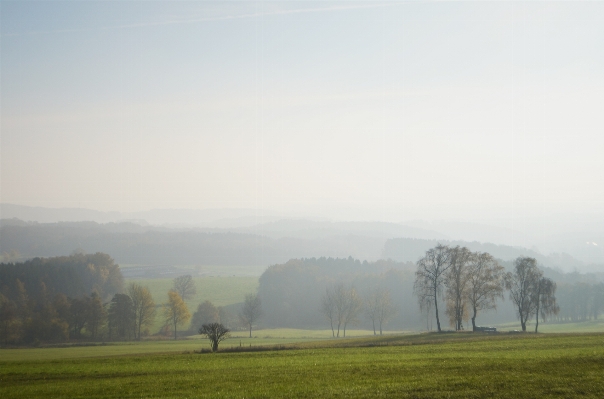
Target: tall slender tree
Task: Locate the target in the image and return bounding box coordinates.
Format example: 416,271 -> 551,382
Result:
128,283 -> 156,340
505,257 -> 542,332
320,287 -> 337,337
365,287 -> 397,335
465,252 -> 506,331
239,293 -> 262,338
341,287 -> 362,338
414,244 -> 452,332
445,246 -> 473,330
173,275 -> 197,302
108,293 -> 135,340
534,277 -> 559,333
163,290 -> 190,340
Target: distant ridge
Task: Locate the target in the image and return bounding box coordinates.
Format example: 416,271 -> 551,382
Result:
0,203 -> 282,227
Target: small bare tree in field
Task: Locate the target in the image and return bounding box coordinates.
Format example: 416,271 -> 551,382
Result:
199,323 -> 230,352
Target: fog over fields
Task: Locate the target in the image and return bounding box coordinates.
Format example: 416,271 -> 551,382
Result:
1,0 -> 604,348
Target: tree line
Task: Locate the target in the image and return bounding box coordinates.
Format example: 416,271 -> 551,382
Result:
554,282 -> 604,322
414,244 -> 559,332
0,254 -> 263,346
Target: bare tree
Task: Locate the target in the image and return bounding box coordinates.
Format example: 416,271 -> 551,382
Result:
505,257 -> 542,332
414,244 -> 452,332
128,283 -> 156,340
341,287 -> 363,338
199,323 -> 230,352
534,277 -> 559,333
323,284 -> 363,338
332,284 -> 348,337
173,275 -> 197,302
239,293 -> 262,338
444,246 -> 473,330
365,287 -> 397,335
465,252 -> 505,331
320,287 -> 336,337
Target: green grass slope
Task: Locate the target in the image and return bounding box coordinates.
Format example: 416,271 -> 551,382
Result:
2,333 -> 603,398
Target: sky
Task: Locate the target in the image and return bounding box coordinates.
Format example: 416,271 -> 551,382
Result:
1,1 -> 604,232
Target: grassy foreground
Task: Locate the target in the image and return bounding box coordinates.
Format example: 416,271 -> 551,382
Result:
2,332 -> 604,398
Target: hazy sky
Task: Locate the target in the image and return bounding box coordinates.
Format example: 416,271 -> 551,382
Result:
1,1 -> 603,227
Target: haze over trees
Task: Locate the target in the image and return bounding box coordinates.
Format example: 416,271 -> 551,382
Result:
259,257 -> 418,331
555,282 -> 604,321
0,253 -> 123,344
320,284 -> 363,338
173,275 -> 196,302
239,293 -> 263,338
364,287 -> 397,335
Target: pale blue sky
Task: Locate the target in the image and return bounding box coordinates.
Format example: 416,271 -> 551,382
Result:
1,1 -> 603,230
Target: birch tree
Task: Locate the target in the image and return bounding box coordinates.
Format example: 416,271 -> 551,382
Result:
414,244 -> 452,332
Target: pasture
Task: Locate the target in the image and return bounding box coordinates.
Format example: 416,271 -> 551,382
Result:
2,332 -> 603,398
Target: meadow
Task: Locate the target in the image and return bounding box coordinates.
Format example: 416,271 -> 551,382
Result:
126,275 -> 259,308
2,332 -> 603,398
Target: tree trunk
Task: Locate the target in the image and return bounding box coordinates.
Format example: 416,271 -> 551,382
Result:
372,319 -> 376,335
249,324 -> 252,338
471,305 -> 477,331
379,321 -> 383,335
535,302 -> 540,333
434,288 -> 442,332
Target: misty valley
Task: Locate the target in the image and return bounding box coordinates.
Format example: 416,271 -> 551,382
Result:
2,217 -> 604,398
2,215 -> 604,346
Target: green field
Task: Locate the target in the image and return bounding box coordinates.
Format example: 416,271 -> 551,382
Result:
124,276 -> 259,308
124,276 -> 259,332
2,332 -> 603,398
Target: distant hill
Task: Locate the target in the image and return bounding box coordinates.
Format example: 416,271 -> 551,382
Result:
0,203 -> 282,228
0,220 -> 390,265
240,219 -> 447,240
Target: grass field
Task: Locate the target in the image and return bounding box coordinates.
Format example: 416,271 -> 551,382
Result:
0,329 -> 407,362
2,332 -> 603,398
124,276 -> 259,309
495,319 -> 604,333
123,275 -> 259,332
